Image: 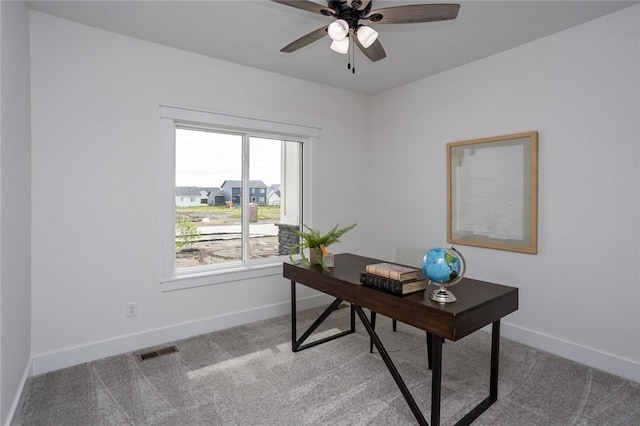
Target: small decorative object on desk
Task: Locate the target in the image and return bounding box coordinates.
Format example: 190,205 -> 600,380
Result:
422,245 -> 466,303
359,272 -> 427,296
321,245 -> 335,268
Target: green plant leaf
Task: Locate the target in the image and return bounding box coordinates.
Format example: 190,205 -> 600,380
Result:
288,222 -> 357,266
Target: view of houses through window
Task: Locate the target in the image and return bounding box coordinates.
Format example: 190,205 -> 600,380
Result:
174,127 -> 302,269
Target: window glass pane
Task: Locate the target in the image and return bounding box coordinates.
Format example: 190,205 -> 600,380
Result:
175,128 -> 242,268
248,137 -> 280,260
249,137 -> 302,260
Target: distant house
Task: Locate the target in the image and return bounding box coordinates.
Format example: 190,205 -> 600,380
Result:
175,187 -> 225,207
205,188 -> 225,206
267,184 -> 281,206
221,180 -> 268,205
175,187 -> 203,207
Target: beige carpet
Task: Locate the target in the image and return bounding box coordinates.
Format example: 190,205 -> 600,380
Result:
13,306 -> 640,425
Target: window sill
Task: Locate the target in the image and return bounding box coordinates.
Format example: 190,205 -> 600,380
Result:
160,260 -> 284,292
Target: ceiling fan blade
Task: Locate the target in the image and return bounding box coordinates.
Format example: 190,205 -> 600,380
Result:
281,26 -> 328,53
271,0 -> 335,16
354,37 -> 386,62
367,4 -> 460,24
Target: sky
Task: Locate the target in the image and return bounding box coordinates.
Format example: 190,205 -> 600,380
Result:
175,128 -> 282,188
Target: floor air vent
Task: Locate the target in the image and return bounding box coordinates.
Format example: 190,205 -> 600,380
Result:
137,345 -> 179,361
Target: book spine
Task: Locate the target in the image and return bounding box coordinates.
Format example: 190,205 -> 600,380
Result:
359,272 -> 377,287
360,273 -> 425,296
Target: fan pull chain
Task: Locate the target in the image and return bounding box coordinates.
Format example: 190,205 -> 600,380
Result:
346,36 -> 355,74
352,38 -> 356,74
347,36 -> 352,72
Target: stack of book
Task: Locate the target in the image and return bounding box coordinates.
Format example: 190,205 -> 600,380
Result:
360,262 -> 427,296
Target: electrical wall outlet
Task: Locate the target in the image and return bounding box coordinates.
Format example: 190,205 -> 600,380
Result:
127,302 -> 137,317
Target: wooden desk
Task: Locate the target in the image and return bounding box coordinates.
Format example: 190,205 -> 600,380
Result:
284,253 -> 518,426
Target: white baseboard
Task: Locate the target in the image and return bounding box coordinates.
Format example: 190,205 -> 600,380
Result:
500,321 -> 640,384
31,293 -> 333,376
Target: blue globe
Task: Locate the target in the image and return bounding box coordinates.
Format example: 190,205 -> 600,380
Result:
422,247 -> 463,284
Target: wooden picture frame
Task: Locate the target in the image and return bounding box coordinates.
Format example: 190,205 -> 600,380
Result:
447,131 -> 538,254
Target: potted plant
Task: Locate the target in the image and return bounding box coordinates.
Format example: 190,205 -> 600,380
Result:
289,223 -> 357,267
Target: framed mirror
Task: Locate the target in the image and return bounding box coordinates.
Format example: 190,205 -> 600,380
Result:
447,131 -> 538,254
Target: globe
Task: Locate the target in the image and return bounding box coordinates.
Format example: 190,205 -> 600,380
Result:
421,246 -> 466,303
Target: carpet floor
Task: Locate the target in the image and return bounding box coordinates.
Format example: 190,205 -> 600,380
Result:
12,305 -> 640,425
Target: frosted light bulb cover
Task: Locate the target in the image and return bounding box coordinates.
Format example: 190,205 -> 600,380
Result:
330,38 -> 349,54
357,26 -> 378,48
328,19 -> 349,41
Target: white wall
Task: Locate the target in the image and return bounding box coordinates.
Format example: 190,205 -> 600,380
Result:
366,5 -> 640,381
26,2 -> 640,386
0,1 -> 31,424
29,11 -> 368,373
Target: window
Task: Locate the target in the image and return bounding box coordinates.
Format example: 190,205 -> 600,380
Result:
160,105 -> 318,291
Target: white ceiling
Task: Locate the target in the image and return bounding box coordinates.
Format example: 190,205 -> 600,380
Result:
27,0 -> 638,95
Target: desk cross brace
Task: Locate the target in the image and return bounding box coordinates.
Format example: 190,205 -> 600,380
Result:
291,281 -> 356,352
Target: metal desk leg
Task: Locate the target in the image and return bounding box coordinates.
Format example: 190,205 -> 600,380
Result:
369,311 -> 377,353
355,305 -> 428,426
426,332 -> 434,371
431,335 -> 443,426
490,320 -> 500,401
453,320 -> 501,426
290,280 -> 355,352
370,313 -> 398,353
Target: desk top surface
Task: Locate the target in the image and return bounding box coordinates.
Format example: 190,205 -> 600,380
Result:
284,253 -> 518,340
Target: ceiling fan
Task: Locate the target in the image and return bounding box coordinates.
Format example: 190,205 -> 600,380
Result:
272,0 -> 460,64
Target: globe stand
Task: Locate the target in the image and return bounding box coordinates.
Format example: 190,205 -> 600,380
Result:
429,285 -> 457,303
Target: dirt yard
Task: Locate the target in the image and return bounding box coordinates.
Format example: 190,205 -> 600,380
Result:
175,235 -> 279,268
175,205 -> 281,268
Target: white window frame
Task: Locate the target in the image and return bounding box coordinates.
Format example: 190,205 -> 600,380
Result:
159,105 -> 319,292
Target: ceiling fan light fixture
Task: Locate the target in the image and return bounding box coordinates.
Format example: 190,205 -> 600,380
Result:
274,1 -> 461,64
330,37 -> 349,54
356,25 -> 378,48
328,19 -> 349,41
